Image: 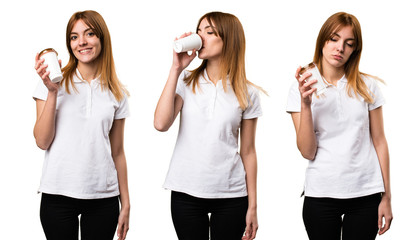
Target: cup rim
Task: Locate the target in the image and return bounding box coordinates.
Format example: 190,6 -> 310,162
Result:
39,48 -> 58,57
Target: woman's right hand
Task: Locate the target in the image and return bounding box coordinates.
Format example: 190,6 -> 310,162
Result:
172,32 -> 197,71
295,66 -> 317,106
35,53 -> 61,93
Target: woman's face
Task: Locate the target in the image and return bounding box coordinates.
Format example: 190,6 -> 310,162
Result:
70,19 -> 102,66
197,18 -> 223,61
322,25 -> 355,70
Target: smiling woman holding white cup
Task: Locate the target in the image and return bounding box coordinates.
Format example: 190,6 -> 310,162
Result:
33,10 -> 130,240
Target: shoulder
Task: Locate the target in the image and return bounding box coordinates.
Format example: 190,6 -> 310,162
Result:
360,74 -> 383,90
246,82 -> 265,96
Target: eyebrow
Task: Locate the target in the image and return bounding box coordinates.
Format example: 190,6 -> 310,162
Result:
70,28 -> 93,35
197,26 -> 212,32
332,33 -> 355,41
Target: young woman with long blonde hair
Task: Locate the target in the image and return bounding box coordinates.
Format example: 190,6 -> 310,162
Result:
155,11 -> 262,240
33,10 -> 130,240
287,12 -> 393,240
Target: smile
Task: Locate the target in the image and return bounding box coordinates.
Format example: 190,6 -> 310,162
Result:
79,48 -> 92,54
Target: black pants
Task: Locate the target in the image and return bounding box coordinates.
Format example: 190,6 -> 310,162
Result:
303,193 -> 382,240
171,191 -> 248,240
40,193 -> 119,240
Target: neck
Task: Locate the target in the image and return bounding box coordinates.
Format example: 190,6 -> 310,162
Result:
77,62 -> 99,83
206,59 -> 221,84
321,59 -> 345,86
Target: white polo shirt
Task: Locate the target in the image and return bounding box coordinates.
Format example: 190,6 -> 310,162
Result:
163,70 -> 262,198
286,75 -> 385,198
33,70 -> 129,199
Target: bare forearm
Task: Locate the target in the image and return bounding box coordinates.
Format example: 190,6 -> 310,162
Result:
154,67 -> 182,131
242,153 -> 257,209
34,92 -> 58,150
375,140 -> 391,198
114,154 -> 130,209
296,105 -> 317,160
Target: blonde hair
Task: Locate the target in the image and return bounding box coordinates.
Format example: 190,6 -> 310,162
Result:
313,12 -> 380,103
184,11 -> 263,110
61,10 -> 128,101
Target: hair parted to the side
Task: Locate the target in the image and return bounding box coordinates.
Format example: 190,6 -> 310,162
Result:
184,11 -> 264,110
61,10 -> 128,101
313,12 -> 381,103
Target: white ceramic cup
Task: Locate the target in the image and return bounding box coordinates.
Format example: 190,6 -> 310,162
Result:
173,33 -> 202,53
299,62 -> 328,96
39,48 -> 63,83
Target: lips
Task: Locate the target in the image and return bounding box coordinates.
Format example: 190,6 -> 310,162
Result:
333,55 -> 343,60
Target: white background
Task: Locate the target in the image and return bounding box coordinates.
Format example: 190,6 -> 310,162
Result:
0,0 -> 418,239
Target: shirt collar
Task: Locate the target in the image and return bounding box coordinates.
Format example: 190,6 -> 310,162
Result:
74,68 -> 101,84
200,69 -> 231,85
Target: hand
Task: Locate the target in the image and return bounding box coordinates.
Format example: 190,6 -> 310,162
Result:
35,53 -> 61,93
295,66 -> 317,106
172,32 -> 197,71
242,208 -> 258,240
378,195 -> 393,235
117,207 -> 130,240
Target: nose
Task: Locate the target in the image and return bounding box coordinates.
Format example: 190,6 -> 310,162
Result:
336,40 -> 344,53
78,35 -> 87,46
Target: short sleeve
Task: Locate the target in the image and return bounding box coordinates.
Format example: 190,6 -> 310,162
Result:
286,81 -> 301,113
33,79 -> 48,101
367,77 -> 385,111
243,85 -> 263,119
175,71 -> 187,100
115,93 -> 130,119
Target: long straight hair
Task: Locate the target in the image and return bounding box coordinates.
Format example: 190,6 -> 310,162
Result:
61,10 -> 127,101
313,12 -> 378,103
184,12 -> 262,110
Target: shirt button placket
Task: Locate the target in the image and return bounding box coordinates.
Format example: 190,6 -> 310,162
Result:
209,87 -> 217,118
86,83 -> 92,117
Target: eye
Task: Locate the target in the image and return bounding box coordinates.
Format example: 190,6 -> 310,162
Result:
330,37 -> 338,42
87,31 -> 95,37
207,31 -> 214,35
346,42 -> 354,47
70,35 -> 77,40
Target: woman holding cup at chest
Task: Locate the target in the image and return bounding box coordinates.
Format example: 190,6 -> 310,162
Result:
155,11 -> 263,240
33,10 -> 130,240
286,12 -> 393,240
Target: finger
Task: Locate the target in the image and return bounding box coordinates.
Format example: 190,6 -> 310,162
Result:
122,224 -> 129,240
380,216 -> 392,235
303,79 -> 317,88
117,224 -> 123,239
35,52 -> 40,62
295,66 -> 302,80
190,49 -> 197,58
245,225 -> 252,239
302,87 -> 316,98
378,215 -> 383,231
35,58 -> 45,70
58,59 -> 62,68
41,70 -> 50,81
37,63 -> 48,75
298,72 -> 312,84
179,32 -> 192,39
251,224 -> 258,239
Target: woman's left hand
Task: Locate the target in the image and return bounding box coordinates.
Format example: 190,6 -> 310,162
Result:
117,206 -> 130,240
242,207 -> 258,240
378,195 -> 393,235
